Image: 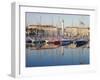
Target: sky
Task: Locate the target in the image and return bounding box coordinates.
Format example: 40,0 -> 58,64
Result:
26,12 -> 90,27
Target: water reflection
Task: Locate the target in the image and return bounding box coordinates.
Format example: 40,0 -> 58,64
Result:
26,47 -> 89,67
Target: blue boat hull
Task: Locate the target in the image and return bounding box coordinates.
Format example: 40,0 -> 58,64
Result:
75,41 -> 88,47
60,41 -> 73,46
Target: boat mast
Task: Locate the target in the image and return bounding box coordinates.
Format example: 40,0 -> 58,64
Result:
52,16 -> 54,38
61,19 -> 64,55
71,19 -> 73,38
40,16 -> 42,39
61,19 -> 64,37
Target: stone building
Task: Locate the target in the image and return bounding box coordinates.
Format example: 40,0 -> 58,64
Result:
26,24 -> 89,38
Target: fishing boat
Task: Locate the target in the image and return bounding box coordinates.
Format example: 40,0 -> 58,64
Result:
26,37 -> 35,47
60,38 -> 73,46
26,37 -> 33,43
54,40 -> 60,45
47,38 -> 60,45
26,39 -> 32,43
33,40 -> 46,49
75,39 -> 88,47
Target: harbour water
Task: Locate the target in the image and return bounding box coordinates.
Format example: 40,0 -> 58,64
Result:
26,47 -> 89,67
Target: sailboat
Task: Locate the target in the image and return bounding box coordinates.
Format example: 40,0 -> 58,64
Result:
74,21 -> 89,47
33,16 -> 46,49
60,19 -> 73,46
47,16 -> 60,46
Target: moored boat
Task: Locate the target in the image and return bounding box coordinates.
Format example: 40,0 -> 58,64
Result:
60,38 -> 73,46
54,40 -> 60,45
33,40 -> 46,49
26,37 -> 35,47
75,39 -> 88,47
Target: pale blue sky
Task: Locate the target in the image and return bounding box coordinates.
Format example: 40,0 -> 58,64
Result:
26,12 -> 90,27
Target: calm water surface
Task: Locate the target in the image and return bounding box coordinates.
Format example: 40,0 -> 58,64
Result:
26,47 -> 89,67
